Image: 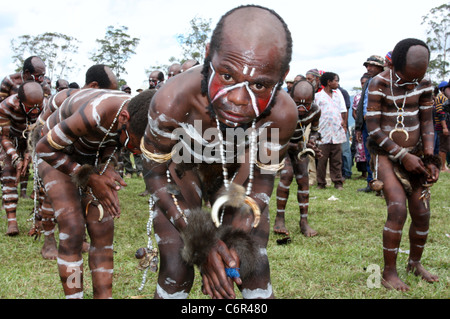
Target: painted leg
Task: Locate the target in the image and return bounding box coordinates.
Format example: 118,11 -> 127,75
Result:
406,188 -> 439,283
378,156 -> 409,291
293,157 -> 317,237
40,195 -> 57,260
274,156 -> 292,236
153,209 -> 193,299
2,162 -> 19,236
86,200 -> 115,299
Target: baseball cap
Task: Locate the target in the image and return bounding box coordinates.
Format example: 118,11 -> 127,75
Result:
438,81 -> 448,90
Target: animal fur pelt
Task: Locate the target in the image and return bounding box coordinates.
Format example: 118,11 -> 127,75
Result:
26,122 -> 43,154
180,208 -> 259,280
422,154 -> 441,169
71,164 -> 96,189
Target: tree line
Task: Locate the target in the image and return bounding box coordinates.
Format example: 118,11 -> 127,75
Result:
9,4 -> 449,86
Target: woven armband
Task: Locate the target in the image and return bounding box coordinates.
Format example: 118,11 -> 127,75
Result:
256,158 -> 286,172
140,137 -> 175,163
46,131 -> 65,150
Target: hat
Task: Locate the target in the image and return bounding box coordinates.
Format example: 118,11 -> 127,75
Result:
438,81 -> 448,90
306,69 -> 320,77
363,55 -> 385,68
121,84 -> 131,91
285,78 -> 294,83
385,51 -> 392,63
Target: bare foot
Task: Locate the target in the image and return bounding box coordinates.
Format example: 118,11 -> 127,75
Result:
273,215 -> 289,236
407,261 -> 439,283
6,222 -> 19,236
382,271 -> 410,291
41,236 -> 58,260
300,220 -> 318,237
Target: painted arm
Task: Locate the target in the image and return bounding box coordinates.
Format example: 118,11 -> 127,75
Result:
365,80 -> 428,176
36,102 -> 125,217
419,84 -> 440,182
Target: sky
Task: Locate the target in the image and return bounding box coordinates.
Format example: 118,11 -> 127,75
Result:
0,0 -> 446,95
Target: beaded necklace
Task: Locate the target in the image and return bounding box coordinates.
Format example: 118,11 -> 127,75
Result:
85,98 -> 130,221
389,69 -> 409,142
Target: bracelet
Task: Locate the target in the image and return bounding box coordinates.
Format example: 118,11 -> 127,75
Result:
225,268 -> 241,279
12,156 -> 22,168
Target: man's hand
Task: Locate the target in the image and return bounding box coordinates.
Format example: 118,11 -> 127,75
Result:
425,163 -> 440,184
401,153 -> 429,176
88,169 -> 127,219
201,240 -> 241,299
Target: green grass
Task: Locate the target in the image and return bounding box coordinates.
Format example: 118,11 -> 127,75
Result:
0,167 -> 448,299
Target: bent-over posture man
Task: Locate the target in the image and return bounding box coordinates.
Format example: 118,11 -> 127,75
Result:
274,80 -> 321,237
0,81 -> 45,235
141,5 -> 297,299
365,38 -> 440,291
1,56 -> 51,199
35,89 -> 154,299
32,64 -> 119,260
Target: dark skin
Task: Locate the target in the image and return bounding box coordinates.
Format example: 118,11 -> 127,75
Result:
365,45 -> 439,291
35,90 -> 142,298
142,7 -> 297,299
274,82 -> 321,237
0,82 -> 44,236
35,65 -> 119,260
355,63 -> 384,143
0,57 -> 50,102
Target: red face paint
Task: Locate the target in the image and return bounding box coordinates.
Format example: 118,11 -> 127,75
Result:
208,63 -> 277,117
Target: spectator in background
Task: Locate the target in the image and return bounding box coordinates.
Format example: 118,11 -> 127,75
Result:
338,84 -> 352,180
354,55 -> 385,193
285,78 -> 294,93
352,73 -> 371,179
306,68 -> 322,93
314,72 -> 347,190
434,80 -> 450,172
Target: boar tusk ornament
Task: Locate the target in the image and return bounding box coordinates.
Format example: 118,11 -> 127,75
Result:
389,126 -> 409,142
211,183 -> 261,229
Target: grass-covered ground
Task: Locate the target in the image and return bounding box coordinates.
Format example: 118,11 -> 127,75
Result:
0,167 -> 448,299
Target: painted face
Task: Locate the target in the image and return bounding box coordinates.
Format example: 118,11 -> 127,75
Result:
394,70 -> 420,90
119,126 -> 141,154
21,101 -> 43,118
294,98 -> 313,115
208,62 -> 278,122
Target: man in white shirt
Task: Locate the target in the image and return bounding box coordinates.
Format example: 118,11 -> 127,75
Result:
314,72 -> 347,189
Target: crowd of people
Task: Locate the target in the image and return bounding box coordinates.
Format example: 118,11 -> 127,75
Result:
0,5 -> 447,299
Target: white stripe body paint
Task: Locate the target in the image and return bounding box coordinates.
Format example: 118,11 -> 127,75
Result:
156,284 -> 189,299
241,283 -> 273,299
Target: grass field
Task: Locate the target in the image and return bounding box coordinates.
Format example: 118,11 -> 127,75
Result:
0,167 -> 448,299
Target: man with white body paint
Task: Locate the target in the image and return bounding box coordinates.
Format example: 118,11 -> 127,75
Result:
365,38 -> 440,291
35,89 -> 154,298
32,64 -> 119,260
0,82 -> 45,236
140,5 -> 297,299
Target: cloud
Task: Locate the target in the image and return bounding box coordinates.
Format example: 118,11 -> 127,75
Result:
0,0 -> 444,92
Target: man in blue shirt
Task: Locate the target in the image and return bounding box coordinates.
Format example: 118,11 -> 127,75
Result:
354,55 -> 385,192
